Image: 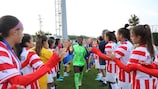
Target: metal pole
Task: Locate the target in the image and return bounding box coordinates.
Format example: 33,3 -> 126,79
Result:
62,0 -> 68,39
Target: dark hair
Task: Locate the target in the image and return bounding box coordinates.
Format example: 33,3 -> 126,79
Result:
35,35 -> 48,55
77,36 -> 83,45
102,29 -> 108,35
48,37 -> 55,48
131,24 -> 154,58
14,33 -> 32,59
55,38 -> 60,46
0,15 -> 20,40
77,36 -> 83,40
49,37 -> 55,40
102,29 -> 108,39
98,36 -> 103,41
118,24 -> 130,40
21,34 -> 32,47
105,31 -> 117,43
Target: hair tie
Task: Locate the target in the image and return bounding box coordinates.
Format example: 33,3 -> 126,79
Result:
124,24 -> 129,29
144,24 -> 148,29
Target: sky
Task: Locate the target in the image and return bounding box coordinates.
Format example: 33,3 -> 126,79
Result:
0,0 -> 158,38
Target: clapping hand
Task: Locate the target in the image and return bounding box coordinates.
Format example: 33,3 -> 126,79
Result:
54,47 -> 66,58
107,52 -> 115,60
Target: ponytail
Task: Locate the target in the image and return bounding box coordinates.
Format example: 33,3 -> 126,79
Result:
106,31 -> 117,43
124,24 -> 129,29
35,35 -> 48,56
132,24 -> 154,58
35,35 -> 42,56
144,25 -> 154,58
0,33 -> 3,41
118,24 -> 130,40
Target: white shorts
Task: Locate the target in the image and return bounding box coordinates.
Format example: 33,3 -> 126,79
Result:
47,73 -> 54,83
95,59 -> 100,69
100,65 -> 106,69
106,72 -> 117,83
118,81 -> 131,89
51,68 -> 57,77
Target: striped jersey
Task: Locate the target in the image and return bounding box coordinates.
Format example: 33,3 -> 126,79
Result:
114,40 -> 133,83
0,41 -> 21,89
105,41 -> 117,73
154,55 -> 158,65
20,47 -> 43,89
129,45 -> 157,89
50,48 -> 58,75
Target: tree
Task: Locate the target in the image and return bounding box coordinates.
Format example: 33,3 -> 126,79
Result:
152,33 -> 158,46
128,14 -> 140,26
35,30 -> 45,36
45,32 -> 52,35
35,30 -> 52,36
34,30 -> 52,42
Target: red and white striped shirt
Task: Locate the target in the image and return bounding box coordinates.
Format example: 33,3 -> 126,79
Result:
105,41 -> 117,73
50,48 -> 58,75
129,45 -> 157,89
20,47 -> 43,74
20,47 -> 43,89
114,40 -> 133,83
154,55 -> 158,65
0,41 -> 21,89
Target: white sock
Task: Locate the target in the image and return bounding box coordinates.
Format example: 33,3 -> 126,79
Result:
98,73 -> 102,77
110,83 -> 118,89
101,77 -> 104,81
102,77 -> 107,84
103,77 -> 106,81
51,86 -> 55,89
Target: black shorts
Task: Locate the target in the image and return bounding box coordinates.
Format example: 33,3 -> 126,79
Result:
73,66 -> 84,73
99,58 -> 106,65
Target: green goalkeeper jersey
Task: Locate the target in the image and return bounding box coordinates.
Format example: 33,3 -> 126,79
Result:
72,44 -> 87,66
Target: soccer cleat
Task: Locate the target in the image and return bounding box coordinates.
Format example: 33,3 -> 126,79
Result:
56,78 -> 63,81
78,81 -> 82,86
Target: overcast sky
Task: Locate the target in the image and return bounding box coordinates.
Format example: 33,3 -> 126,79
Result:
0,0 -> 158,37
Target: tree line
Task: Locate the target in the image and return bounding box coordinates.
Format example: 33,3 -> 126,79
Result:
32,14 -> 158,46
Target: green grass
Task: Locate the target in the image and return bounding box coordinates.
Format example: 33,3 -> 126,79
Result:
56,67 -> 109,89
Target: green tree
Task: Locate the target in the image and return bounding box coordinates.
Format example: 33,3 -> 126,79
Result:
31,35 -> 36,42
128,14 -> 140,26
152,32 -> 158,46
35,30 -> 45,36
35,30 -> 52,36
34,30 -> 52,42
45,32 -> 52,35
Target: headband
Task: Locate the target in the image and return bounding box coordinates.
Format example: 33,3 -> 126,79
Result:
14,21 -> 23,30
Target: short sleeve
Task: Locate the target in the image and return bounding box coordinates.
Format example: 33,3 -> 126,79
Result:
115,45 -> 127,58
105,45 -> 112,52
0,51 -> 20,83
29,51 -> 43,69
